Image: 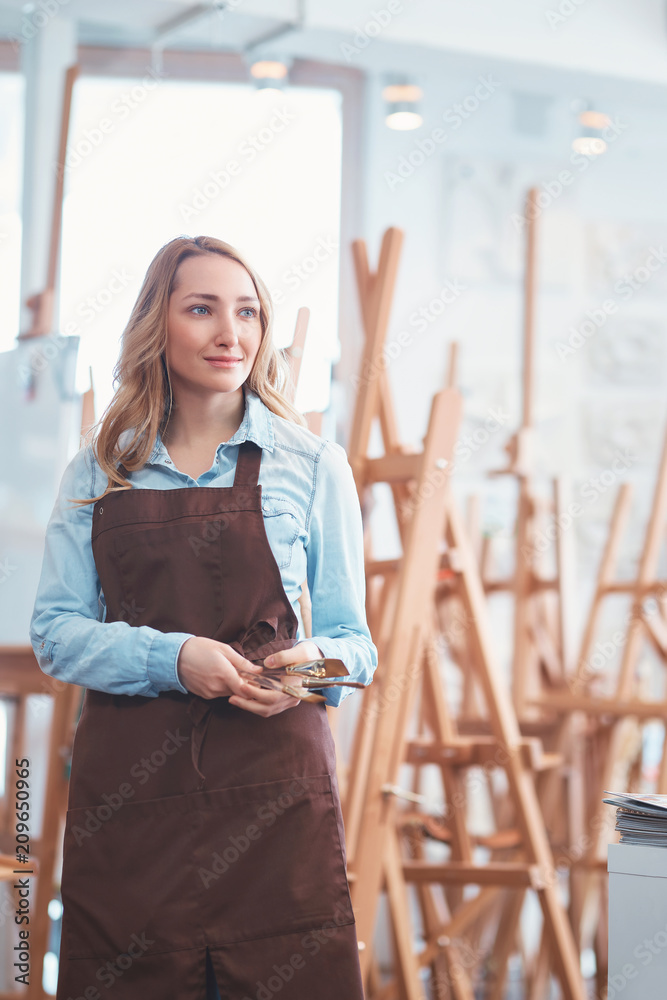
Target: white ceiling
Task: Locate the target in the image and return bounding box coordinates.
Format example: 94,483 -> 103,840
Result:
1,0 -> 667,94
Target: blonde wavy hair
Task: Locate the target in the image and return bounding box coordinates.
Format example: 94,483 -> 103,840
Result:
71,235 -> 306,506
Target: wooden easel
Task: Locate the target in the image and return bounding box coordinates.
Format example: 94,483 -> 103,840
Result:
282,304 -> 323,435
447,186 -> 582,983
343,228 -> 585,999
478,187 -> 576,718
0,651 -> 82,999
529,417 -> 667,992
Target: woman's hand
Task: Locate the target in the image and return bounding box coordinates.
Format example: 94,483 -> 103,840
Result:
227,640 -> 324,718
176,637 -> 263,699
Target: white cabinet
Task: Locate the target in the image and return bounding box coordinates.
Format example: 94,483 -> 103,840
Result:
608,843 -> 667,999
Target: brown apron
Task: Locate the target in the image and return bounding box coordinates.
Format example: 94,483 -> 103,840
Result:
56,440 -> 364,1000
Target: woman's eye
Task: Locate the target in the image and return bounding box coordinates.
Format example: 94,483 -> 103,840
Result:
240,307 -> 257,318
191,305 -> 209,316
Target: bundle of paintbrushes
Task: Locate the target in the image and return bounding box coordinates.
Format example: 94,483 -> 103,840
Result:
238,658 -> 366,703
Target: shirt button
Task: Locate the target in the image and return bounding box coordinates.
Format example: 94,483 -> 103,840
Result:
40,641 -> 45,650
165,459 -> 172,465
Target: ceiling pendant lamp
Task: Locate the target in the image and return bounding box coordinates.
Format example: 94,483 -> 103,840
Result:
383,80 -> 423,131
249,58 -> 290,92
572,104 -> 611,155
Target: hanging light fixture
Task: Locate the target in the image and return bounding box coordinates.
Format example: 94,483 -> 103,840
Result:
383,80 -> 423,131
249,58 -> 290,92
572,103 -> 611,155
244,0 -> 304,91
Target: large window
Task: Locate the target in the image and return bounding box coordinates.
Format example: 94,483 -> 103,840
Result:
58,75 -> 343,416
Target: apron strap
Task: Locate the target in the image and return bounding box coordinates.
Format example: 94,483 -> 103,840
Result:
233,440 -> 262,488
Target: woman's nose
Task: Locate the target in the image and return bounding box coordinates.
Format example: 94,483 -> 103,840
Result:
214,315 -> 240,345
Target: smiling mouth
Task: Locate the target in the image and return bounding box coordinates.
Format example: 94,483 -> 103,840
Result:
205,357 -> 243,366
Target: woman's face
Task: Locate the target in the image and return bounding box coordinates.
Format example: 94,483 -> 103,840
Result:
165,253 -> 263,397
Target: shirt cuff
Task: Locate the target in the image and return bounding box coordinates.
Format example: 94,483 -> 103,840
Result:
303,635 -> 341,661
147,631 -> 194,694
303,635 -> 369,708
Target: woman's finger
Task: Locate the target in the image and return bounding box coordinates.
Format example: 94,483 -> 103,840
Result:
235,680 -> 301,705
264,641 -> 323,669
228,692 -> 300,717
221,643 -> 263,673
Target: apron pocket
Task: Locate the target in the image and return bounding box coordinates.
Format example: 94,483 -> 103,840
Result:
59,775 -> 354,960
60,793 -> 204,960
193,773 -> 355,946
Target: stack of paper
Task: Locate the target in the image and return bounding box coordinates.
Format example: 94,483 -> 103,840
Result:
603,791 -> 667,846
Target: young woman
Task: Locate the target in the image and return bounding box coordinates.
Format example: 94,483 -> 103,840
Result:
30,235 -> 377,1000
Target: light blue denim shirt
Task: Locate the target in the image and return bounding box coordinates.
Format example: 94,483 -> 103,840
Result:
29,388 -> 377,707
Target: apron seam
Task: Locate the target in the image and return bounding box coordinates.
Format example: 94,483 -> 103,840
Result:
66,917 -> 359,963
65,771 -> 338,812
64,941 -> 212,961
93,503 -> 260,537
204,918 -> 358,949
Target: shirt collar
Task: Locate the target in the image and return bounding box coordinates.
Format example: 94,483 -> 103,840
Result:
144,387 -> 275,464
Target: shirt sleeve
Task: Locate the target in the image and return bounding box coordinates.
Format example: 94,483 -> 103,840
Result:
299,439 -> 378,707
28,445 -> 194,698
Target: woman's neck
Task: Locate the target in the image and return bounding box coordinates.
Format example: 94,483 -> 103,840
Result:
162,385 -> 246,448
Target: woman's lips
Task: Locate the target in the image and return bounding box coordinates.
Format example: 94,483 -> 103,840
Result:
205,358 -> 243,368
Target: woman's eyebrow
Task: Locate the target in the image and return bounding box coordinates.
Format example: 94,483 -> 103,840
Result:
181,292 -> 260,302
